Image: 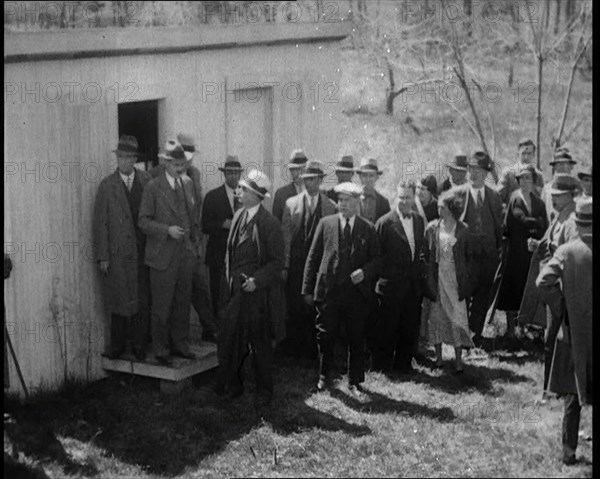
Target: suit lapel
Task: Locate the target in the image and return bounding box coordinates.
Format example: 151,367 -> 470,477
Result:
111,170 -> 133,222
219,184 -> 233,216
391,210 -> 408,244
156,173 -> 181,217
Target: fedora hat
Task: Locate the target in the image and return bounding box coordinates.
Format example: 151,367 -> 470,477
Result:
218,155 -> 244,172
300,160 -> 326,178
357,157 -> 383,175
334,181 -> 362,198
547,174 -> 580,195
177,133 -> 196,161
468,151 -> 493,171
518,137 -> 536,149
573,196 -> 592,226
158,139 -> 186,161
288,149 -> 308,169
239,169 -> 272,199
419,174 -> 438,193
335,155 -> 355,172
447,155 -> 468,171
113,135 -> 140,156
549,150 -> 577,166
578,165 -> 592,181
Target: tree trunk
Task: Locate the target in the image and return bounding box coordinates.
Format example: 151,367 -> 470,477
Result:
535,55 -> 543,170
386,60 -> 396,116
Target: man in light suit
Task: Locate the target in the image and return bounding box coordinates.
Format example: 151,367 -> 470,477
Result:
461,151 -> 503,346
281,160 -> 337,358
139,139 -> 200,366
302,182 -> 380,396
94,135 -> 152,360
372,180 -> 427,374
272,149 -> 308,222
201,155 -> 244,315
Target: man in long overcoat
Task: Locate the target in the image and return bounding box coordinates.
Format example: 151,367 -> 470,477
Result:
215,169 -> 284,406
536,196 -> 593,465
94,135 -> 152,360
271,149 -> 308,222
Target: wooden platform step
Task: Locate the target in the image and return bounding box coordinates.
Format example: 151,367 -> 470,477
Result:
101,342 -> 218,385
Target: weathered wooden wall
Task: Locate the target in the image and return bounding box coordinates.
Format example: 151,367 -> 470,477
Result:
4,22 -> 350,395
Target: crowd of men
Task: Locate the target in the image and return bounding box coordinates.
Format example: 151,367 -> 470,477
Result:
93,134 -> 592,465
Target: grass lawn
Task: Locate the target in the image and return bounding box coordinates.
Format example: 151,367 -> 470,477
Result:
4,336 -> 593,478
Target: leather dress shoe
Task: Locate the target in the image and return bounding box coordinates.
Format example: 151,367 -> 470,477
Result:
155,355 -> 173,367
562,454 -> 577,466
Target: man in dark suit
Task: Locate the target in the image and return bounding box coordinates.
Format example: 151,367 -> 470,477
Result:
149,133 -> 217,342
94,135 -> 152,360
139,139 -> 200,366
439,155 -> 469,194
302,182 -> 380,396
461,151 -> 503,346
326,155 -> 356,203
281,160 -> 337,358
216,169 -> 284,406
272,149 -> 308,222
356,158 -> 391,224
372,180 -> 427,374
201,156 -> 244,315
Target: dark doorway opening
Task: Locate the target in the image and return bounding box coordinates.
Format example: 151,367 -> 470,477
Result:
118,100 -> 159,169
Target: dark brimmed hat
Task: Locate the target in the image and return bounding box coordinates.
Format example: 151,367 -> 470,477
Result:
288,149 -> 308,169
357,158 -> 383,176
549,150 -> 577,166
577,165 -> 592,181
468,151 -> 493,171
334,182 -> 362,198
547,174 -> 580,195
419,175 -> 438,193
447,155 -> 468,171
518,137 -> 536,149
158,139 -> 186,161
238,169 -> 272,199
573,196 -> 592,225
335,155 -> 355,172
219,155 -> 244,172
300,160 -> 326,178
113,135 -> 140,156
177,133 -> 196,161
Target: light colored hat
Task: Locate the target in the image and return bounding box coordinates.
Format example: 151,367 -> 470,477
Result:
239,169 -> 272,199
218,155 -> 244,172
334,181 -> 363,198
158,139 -> 186,161
547,174 -> 580,195
300,160 -> 327,178
177,133 -> 196,161
113,135 -> 140,156
288,149 -> 308,169
573,196 -> 592,225
357,157 -> 383,175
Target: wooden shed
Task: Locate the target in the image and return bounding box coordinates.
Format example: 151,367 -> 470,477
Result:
4,21 -> 351,396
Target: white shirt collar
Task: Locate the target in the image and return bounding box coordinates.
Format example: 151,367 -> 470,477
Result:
470,184 -> 485,202
244,203 -> 261,223
119,170 -> 135,182
397,206 -> 413,220
339,213 -> 356,230
165,171 -> 178,189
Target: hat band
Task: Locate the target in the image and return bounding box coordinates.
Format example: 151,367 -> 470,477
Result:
182,145 -> 195,153
359,165 -> 379,172
166,149 -> 186,160
246,180 -> 268,197
337,162 -> 353,168
117,142 -> 137,153
290,157 -> 308,165
304,168 -> 325,176
223,161 -> 242,169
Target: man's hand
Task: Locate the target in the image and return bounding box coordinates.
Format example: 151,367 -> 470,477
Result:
242,277 -> 257,293
222,219 -> 232,230
168,225 -> 185,239
350,268 -> 365,285
281,268 -> 288,283
99,261 -> 109,275
303,294 -> 314,306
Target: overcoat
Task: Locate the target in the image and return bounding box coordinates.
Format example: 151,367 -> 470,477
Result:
93,168 -> 151,316
202,184 -> 235,268
536,233 -> 593,405
272,182 -> 300,222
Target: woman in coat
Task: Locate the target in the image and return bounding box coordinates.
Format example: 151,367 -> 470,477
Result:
421,188 -> 475,372
496,164 -> 547,338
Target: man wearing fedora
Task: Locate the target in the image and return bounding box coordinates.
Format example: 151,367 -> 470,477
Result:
497,138 -> 545,205
439,155 -> 469,194
216,169 -> 284,406
460,151 -> 503,347
139,139 -> 200,366
522,173 -> 581,397
536,196 -> 593,465
281,160 -> 337,359
202,155 -> 244,315
326,155 -> 356,203
302,182 -> 380,397
149,133 -> 217,342
541,149 -> 578,222
356,158 -> 391,224
272,149 -> 308,222
94,135 -> 152,360
578,166 -> 592,197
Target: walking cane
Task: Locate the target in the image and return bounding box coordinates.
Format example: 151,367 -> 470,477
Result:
4,318 -> 29,399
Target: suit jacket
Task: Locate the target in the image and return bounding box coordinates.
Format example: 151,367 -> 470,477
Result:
360,188 -> 391,224
461,185 -> 503,255
224,205 -> 286,341
536,233 -> 593,405
282,192 -> 337,269
374,210 -> 427,298
272,182 -> 301,222
94,169 -> 152,316
138,172 -> 199,271
497,163 -> 544,205
302,215 -> 380,303
202,184 -> 235,268
149,163 -> 203,216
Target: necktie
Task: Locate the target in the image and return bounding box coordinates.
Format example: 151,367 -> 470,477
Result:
343,219 -> 351,246
238,210 -> 249,242
476,189 -> 483,207
125,176 -> 133,191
